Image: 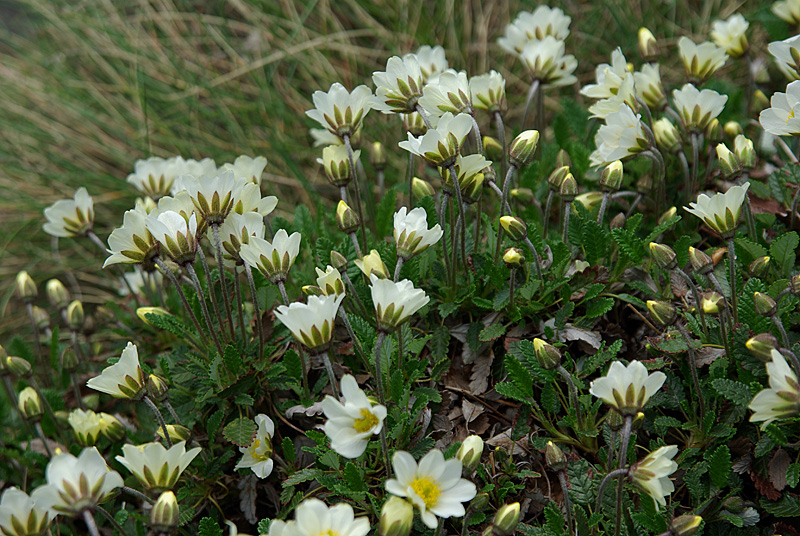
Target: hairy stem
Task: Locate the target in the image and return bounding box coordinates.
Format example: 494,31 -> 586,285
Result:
343,134 -> 368,253
319,351 -> 340,399
156,258 -> 207,344
676,323 -> 706,419
212,224 -> 236,341
197,248 -> 225,342
243,263 -> 264,361
726,236 -> 739,325
186,263 -> 223,356
82,510 -> 101,536
143,395 -> 172,448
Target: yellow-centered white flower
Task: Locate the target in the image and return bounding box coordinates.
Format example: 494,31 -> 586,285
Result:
581,48 -> 629,100
589,104 -> 649,167
469,70 -> 506,113
104,205 -> 159,270
235,414 -> 276,478
677,36 -> 728,83
630,445 -> 678,509
115,441 -> 201,493
315,265 -> 345,296
86,342 -> 146,400
0,487 -> 52,536
519,36 -> 578,87
146,210 -> 199,265
126,157 -> 180,198
672,83 -> 727,132
398,111 -> 473,167
31,447 -> 123,516
305,82 -> 373,138
683,183 -> 749,237
43,187 -> 94,238
68,409 -> 104,446
182,170 -> 245,225
370,274 -> 429,331
240,229 -> 302,282
710,14 -> 749,58
749,349 -> 800,429
589,360 -> 666,415
406,45 -> 449,82
230,182 -> 278,217
322,374 -> 387,458
386,449 -> 477,529
394,206 -> 443,259
588,73 -> 638,120
285,498 -> 369,536
220,155 -> 268,185
497,6 -> 571,54
419,70 -> 472,118
760,80 -> 800,136
372,55 -> 425,114
275,294 -> 344,353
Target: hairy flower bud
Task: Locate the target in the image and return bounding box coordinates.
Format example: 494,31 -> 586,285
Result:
370,141 -> 387,170
379,497 -> 413,536
547,166 -> 570,191
753,292 -> 777,317
607,408 -> 624,431
402,112 -> 427,137
746,333 -> 780,362
15,271 -> 37,302
721,497 -> 744,514
66,300 -> 84,331
462,172 -> 485,204
509,130 -> 539,168
658,207 -> 677,225
716,143 -> 741,178
31,306 -> 49,331
654,118 -> 681,154
748,256 -> 770,278
456,435 -> 484,474
147,374 -> 170,402
336,200 -> 360,234
706,118 -> 723,143
724,121 -> 743,138
99,412 -> 126,442
510,188 -> 534,204
470,493 -> 490,513
669,514 -> 702,536
638,27 -> 659,60
61,347 -> 79,372
492,503 -> 521,536
545,441 -> 567,471
302,285 -> 324,296
156,424 -> 192,443
791,274 -> 800,296
734,135 -> 756,169
647,300 -> 677,327
600,160 -> 624,191
411,177 -> 435,199
559,173 -> 578,201
610,213 -> 626,229
649,242 -> 677,270
6,356 -> 32,377
555,149 -> 571,169
483,136 -> 504,162
503,247 -> 525,267
150,491 -> 180,531
46,279 -> 70,309
320,145 -> 354,187
330,250 -> 348,270
136,306 -> 170,327
533,338 -> 561,369
701,292 -> 724,314
688,246 -> 714,275
18,386 -> 43,421
499,216 -> 527,241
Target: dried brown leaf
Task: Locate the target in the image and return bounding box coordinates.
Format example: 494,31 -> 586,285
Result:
469,350 -> 494,395
769,448 -> 790,491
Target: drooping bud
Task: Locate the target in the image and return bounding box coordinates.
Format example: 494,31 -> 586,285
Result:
706,119 -> 722,144
545,441 -> 567,471
355,249 -> 390,279
716,143 -> 741,178
15,271 -> 37,302
65,300 -> 84,330
370,141 -> 387,170
336,200 -> 360,234
456,435 -> 484,474
533,338 -> 561,369
503,247 -> 525,268
499,216 -> 527,241
379,496 -> 414,536
647,300 -> 677,327
547,166 -> 570,191
320,145 -> 354,187
483,136 -> 504,162
753,292 -> 777,317
46,279 -> 70,309
302,285 -> 324,296
748,256 -> 770,278
746,333 -> 779,362
61,347 -> 79,372
31,306 -> 50,331
147,374 -> 170,402
411,177 -> 435,199
631,411 -> 646,430
559,173 -> 578,201
600,160 -> 624,191
669,514 -> 703,536
734,135 -> 756,170
658,206 -> 677,225
610,213 -> 626,229
136,306 -> 170,327
470,493 -> 490,513
555,149 -> 571,169
156,424 -> 192,443
638,27 -> 659,60
724,121 -> 743,138
150,491 -> 180,532
492,503 -> 521,536
18,386 -> 43,421
6,356 -> 32,377
654,118 -> 681,154
462,172 -> 485,204
99,412 -> 127,442
508,130 -> 539,168
575,192 -> 603,211
330,250 -> 348,270
510,188 -> 534,204
701,292 -> 724,315
649,242 -> 677,270
688,247 -> 714,275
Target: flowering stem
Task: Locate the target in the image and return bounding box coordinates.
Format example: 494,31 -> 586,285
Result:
678,150 -> 691,195
543,190 -> 554,237
494,111 -> 507,177
500,165 -> 516,217
157,258 -> 208,345
557,469 -> 574,536
781,349 -> 800,379
186,263 -> 224,356
597,192 -> 611,224
338,308 -> 369,371
771,314 -> 791,351
24,302 -> 47,376
342,271 -> 369,318
2,376 -> 34,436
407,152 -> 415,206
448,165 -> 468,271
82,510 -> 102,536
71,371 -> 86,410
277,280 -> 290,306
349,232 -> 363,258
377,169 -> 386,197
624,194 -> 643,221
726,236 -> 739,325
562,200 -> 571,245
522,236 -> 544,282
96,506 -> 129,536
143,394 -> 172,447
438,192 -> 452,284
197,248 -> 226,342
521,78 -> 540,131
676,323 -> 706,419
775,136 -> 800,164
318,351 -> 340,399
212,224 -> 236,342
690,133 -> 700,199
34,422 -> 52,457
30,377 -> 67,444
743,183 -> 757,242
615,415 -> 633,536
470,114 -> 484,155
414,103 -> 433,129
232,266 -> 246,342
675,268 -> 708,340
707,272 -> 736,339
393,257 -> 404,281
595,468 -> 630,521
343,134 -> 368,253
556,365 -> 583,429
122,485 -> 155,504
243,263 -> 264,361
339,185 -> 348,203
373,330 -> 392,474
509,267 -> 516,310
164,400 -> 182,426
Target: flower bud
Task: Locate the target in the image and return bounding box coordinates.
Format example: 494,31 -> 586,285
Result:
658,206 -> 677,225
320,145 -> 354,187
379,497 -> 413,536
746,333 -> 779,362
46,279 -> 70,309
734,135 -> 756,169
503,247 -> 525,267
411,177 -> 435,199
509,130 -> 539,168
706,119 -> 722,144
545,441 -> 567,471
470,493 -> 490,513
462,172 -> 485,204
510,188 -> 534,204
330,250 -> 348,270
355,249 -> 390,279
336,200 -> 360,234
15,271 -> 37,302
150,491 -> 180,531
547,166 -> 570,191
6,356 -> 32,377
631,411 -> 646,430
533,338 -> 561,370
483,136 -> 504,162
31,306 -> 50,331
499,216 -> 527,241
636,175 -> 652,195
575,191 -> 603,211
748,256 -> 770,278
136,306 -> 170,327
649,242 -> 677,270
654,118 -> 681,154
18,386 -> 43,421
65,300 -> 84,331
688,246 -> 714,275
456,435 -> 484,473
402,112 -> 427,137
647,300 -> 677,327
716,143 -> 741,178
610,213 -> 626,229
559,173 -> 577,201
492,503 -> 521,536
669,514 -> 702,536
99,412 -> 126,442
147,374 -> 170,402
302,285 -> 324,296
701,292 -> 724,315
753,292 -> 777,317
61,347 -> 79,372
638,27 -> 659,60
724,121 -> 743,138
555,149 -> 571,169
600,160 -> 624,191
791,274 -> 800,295
753,90 -> 769,112
156,424 -> 192,443
370,141 -> 387,170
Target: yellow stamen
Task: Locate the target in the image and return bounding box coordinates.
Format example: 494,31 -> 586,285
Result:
410,476 -> 441,508
353,409 -> 378,433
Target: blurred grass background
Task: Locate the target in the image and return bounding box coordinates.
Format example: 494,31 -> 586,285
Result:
0,0 -> 778,336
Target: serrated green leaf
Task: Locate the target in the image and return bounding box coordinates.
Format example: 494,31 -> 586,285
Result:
770,231 -> 799,278
720,513 -> 744,527
343,462 -> 367,492
376,188 -> 397,238
198,518 -> 223,536
223,344 -> 242,375
283,349 -> 302,383
712,378 -> 751,406
430,325 -> 450,363
541,382 -> 560,413
480,323 -> 506,342
544,502 -> 565,534
581,219 -> 611,266
644,215 -> 681,243
282,436 -> 295,464
144,311 -> 188,336
223,417 -> 257,447
494,381 -> 530,403
257,519 -> 271,535
765,422 -> 788,446
503,354 -> 534,399
708,444 -> 731,488
584,297 -> 614,318
788,463 -> 800,488
611,227 -> 644,262
761,494 -> 800,516
206,409 -> 225,441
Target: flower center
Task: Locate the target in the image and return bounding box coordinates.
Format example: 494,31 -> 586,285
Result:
251,438 -> 271,461
318,530 -> 339,536
410,476 -> 441,508
353,409 -> 378,433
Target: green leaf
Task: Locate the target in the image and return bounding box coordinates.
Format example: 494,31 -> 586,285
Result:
283,349 -> 302,383
788,463 -> 800,488
144,311 -> 188,336
223,417 -> 257,447
503,354 -> 534,399
543,501 -> 565,534
376,188 -> 397,238
581,219 -> 610,266
583,297 -> 614,318
720,513 -> 744,527
770,231 -> 799,278
711,379 -> 752,407
480,323 -> 506,342
257,519 -> 271,535
644,215 -> 681,243
541,383 -> 560,413
343,462 -> 367,492
206,409 -> 225,441
282,437 -> 296,464
430,325 -> 450,363
223,344 -> 242,375
653,416 -> 683,435
495,381 -> 531,403
198,518 -> 223,536
735,237 -> 767,266
761,494 -> 800,516
708,444 -> 731,488
611,227 -> 644,263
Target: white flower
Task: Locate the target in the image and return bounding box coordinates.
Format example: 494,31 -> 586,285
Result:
394,206 -> 443,259
589,360 -> 666,415
0,487 -> 52,536
634,63 -> 666,110
469,70 -> 506,113
315,265 -> 345,296
220,155 -> 268,185
86,342 -> 146,400
749,349 -> 800,429
773,0 -> 800,25
43,187 -> 94,238
174,156 -> 218,180
275,294 -> 344,353
630,445 -> 678,509
146,210 -> 199,264
240,229 -> 301,282
519,36 -> 578,87
683,183 -> 749,237
370,274 -> 429,331
581,48 -> 629,100
444,153 -> 493,194
322,375 -> 387,458
406,45 -> 448,82
672,83 -> 727,132
769,35 -> 800,80
318,144 -> 359,187
234,414 -> 275,478
588,73 -> 638,120
677,36 -> 728,83
67,409 -> 104,446
182,170 -> 245,225
398,111 -> 473,166
419,70 -> 472,118
386,449 -> 477,529
31,447 -> 123,516
310,128 -> 343,147
590,104 -> 649,166
372,55 -> 425,114
156,190 -> 196,222
116,441 -> 201,493
498,6 -> 571,53
287,498 -> 369,536
127,157 -> 181,198
231,182 -> 278,217
760,80 -> 800,136
104,205 -> 159,269
354,249 -> 390,279
218,212 -> 265,265
305,82 -> 373,138
497,23 -> 530,55
710,14 -> 749,58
